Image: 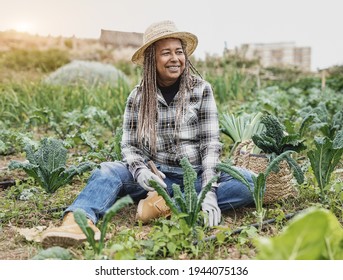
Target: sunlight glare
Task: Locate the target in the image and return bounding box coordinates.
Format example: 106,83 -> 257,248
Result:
14,22 -> 34,33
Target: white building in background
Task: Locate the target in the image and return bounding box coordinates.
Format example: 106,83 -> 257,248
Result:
234,42 -> 311,71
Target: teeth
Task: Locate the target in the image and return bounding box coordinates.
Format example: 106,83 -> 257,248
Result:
168,66 -> 179,70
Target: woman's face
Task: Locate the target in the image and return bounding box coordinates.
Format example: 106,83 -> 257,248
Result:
155,38 -> 186,87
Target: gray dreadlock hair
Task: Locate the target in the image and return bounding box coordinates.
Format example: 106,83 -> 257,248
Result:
135,40 -> 201,154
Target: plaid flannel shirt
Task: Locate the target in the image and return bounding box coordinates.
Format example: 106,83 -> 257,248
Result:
121,77 -> 222,189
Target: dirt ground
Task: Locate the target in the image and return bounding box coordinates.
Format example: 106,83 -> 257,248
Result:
0,212 -> 258,260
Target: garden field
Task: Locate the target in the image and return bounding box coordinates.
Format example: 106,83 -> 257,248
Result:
0,39 -> 342,260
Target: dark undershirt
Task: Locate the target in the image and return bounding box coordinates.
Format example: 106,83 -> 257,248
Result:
158,78 -> 180,106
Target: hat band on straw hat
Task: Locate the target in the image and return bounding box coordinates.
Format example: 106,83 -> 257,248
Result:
132,20 -> 198,65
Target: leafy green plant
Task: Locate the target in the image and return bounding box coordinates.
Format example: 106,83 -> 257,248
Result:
9,138 -> 95,193
206,65 -> 256,103
307,130 -> 343,201
255,207 -> 343,260
0,129 -> 35,155
304,102 -> 343,139
220,112 -> 264,154
86,127 -> 123,162
217,150 -> 297,229
107,228 -> 144,260
0,80 -> 128,131
107,218 -> 206,260
73,195 -> 133,256
32,246 -> 72,260
50,106 -> 115,141
146,219 -> 207,259
251,114 -> 305,184
149,157 -> 218,228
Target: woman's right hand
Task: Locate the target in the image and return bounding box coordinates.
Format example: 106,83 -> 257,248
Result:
137,169 -> 167,191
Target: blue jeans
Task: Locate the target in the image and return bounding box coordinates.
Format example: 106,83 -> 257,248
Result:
65,161 -> 254,224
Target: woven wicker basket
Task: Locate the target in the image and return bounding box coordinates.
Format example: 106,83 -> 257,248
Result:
233,140 -> 298,204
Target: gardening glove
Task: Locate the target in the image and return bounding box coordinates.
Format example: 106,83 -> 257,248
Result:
137,169 -> 167,192
202,189 -> 221,227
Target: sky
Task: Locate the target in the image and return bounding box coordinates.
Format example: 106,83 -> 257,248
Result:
1,0 -> 342,71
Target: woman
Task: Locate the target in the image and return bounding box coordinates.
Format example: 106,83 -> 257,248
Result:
42,20 -> 254,248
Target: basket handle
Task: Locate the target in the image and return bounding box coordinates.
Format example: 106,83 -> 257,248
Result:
233,139 -> 254,158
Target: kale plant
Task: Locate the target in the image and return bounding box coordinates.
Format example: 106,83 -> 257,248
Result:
74,195 -> 133,256
217,150 -> 297,229
251,114 -> 306,184
149,157 -> 218,228
9,138 -> 96,193
32,246 -> 72,260
307,130 -> 343,201
308,103 -> 342,140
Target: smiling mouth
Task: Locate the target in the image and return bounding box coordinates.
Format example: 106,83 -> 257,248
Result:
166,66 -> 180,71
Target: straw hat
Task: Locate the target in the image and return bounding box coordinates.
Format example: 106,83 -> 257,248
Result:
131,20 -> 198,65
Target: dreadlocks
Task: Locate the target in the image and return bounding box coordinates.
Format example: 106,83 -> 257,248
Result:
136,41 -> 201,154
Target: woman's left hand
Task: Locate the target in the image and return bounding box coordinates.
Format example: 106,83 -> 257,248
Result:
202,191 -> 221,226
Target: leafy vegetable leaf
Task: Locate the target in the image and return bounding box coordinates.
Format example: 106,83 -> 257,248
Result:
308,134 -> 343,193
255,207 -> 343,260
9,137 -> 96,193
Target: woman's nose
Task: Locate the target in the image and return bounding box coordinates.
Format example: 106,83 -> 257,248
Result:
170,52 -> 178,61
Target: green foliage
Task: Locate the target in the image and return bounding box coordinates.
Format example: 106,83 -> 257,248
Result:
217,150 -> 297,228
48,106 -> 115,140
326,65 -> 343,92
63,39 -> 73,49
252,114 -> 306,154
207,67 -> 256,103
32,246 -> 72,260
307,130 -> 343,200
252,114 -> 305,184
107,218 -> 207,260
1,46 -> 343,260
0,49 -> 70,72
23,105 -> 121,153
194,54 -> 258,104
298,113 -> 316,138
0,82 -> 128,128
106,228 -> 145,260
243,86 -> 294,117
87,127 -> 123,162
9,138 -> 96,193
220,112 -> 264,154
255,207 -> 343,259
74,195 -> 133,256
0,129 -> 34,155
143,219 -> 206,259
149,157 -> 218,228
305,102 -> 343,139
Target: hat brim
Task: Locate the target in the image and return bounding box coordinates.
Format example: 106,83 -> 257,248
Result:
131,31 -> 198,65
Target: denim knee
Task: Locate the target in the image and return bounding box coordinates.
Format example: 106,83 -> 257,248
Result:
217,167 -> 255,211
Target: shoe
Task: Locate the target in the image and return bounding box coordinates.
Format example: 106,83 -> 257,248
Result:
41,212 -> 100,248
136,191 -> 171,223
